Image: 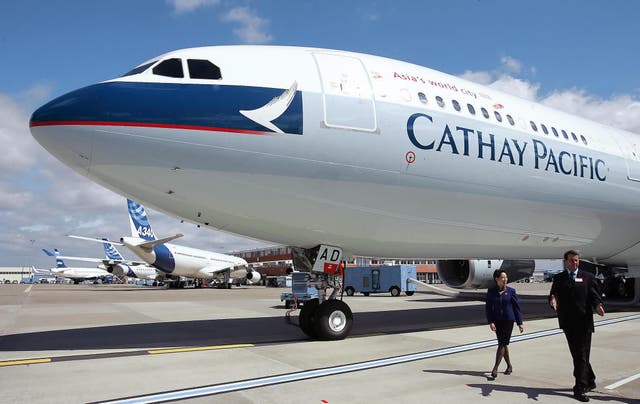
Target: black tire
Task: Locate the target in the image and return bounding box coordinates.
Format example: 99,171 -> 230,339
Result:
390,286 -> 400,297
405,291 -> 415,296
345,287 -> 355,296
299,298 -> 320,338
314,300 -> 353,341
363,292 -> 370,296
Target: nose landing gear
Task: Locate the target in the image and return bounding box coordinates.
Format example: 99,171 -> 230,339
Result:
291,245 -> 354,340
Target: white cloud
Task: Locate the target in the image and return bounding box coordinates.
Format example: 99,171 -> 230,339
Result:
500,56 -> 523,74
166,0 -> 220,14
0,94 -> 41,176
489,75 -> 540,101
222,7 -> 273,44
459,70 -> 493,86
543,90 -> 640,134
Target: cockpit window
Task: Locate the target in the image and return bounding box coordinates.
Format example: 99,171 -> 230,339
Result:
152,58 -> 184,78
122,61 -> 156,77
188,59 -> 222,80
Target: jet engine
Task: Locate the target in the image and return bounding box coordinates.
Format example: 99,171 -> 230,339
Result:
246,269 -> 261,284
436,259 -> 535,289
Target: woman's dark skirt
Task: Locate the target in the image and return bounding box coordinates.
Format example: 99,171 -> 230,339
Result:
494,320 -> 514,345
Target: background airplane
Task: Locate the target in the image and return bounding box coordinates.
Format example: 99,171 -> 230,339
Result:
42,248 -> 110,284
71,199 -> 260,287
29,45 -> 640,339
59,238 -> 162,283
100,238 -> 161,282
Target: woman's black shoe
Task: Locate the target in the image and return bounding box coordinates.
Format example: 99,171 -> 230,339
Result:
504,367 -> 512,375
490,370 -> 497,378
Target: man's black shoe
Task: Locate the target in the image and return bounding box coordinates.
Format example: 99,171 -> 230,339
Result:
573,393 -> 589,402
586,383 -> 596,392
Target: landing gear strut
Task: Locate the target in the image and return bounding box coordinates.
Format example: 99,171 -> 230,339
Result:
291,245 -> 353,340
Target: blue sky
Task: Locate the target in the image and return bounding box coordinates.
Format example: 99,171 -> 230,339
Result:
2,1 -> 640,267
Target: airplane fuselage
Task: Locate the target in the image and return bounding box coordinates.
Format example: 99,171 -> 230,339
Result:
121,237 -> 248,279
51,267 -> 109,280
30,46 -> 640,267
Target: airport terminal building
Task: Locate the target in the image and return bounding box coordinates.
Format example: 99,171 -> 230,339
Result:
0,267 -> 32,283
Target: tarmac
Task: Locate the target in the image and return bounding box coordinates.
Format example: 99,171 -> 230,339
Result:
0,282 -> 637,403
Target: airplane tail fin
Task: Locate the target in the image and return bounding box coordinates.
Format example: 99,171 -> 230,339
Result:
102,238 -> 124,260
127,199 -> 156,241
53,249 -> 66,268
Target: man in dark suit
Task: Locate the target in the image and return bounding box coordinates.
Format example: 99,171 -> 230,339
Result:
550,250 -> 605,402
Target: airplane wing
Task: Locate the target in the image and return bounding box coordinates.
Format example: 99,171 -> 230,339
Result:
54,256 -> 148,267
135,234 -> 184,249
42,249 -> 104,263
53,255 -> 104,263
31,266 -> 53,275
197,263 -> 237,277
68,234 -> 125,246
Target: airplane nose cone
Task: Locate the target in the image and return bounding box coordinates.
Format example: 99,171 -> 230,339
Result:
29,85 -> 103,175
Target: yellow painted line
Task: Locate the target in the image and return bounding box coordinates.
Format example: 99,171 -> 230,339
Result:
148,344 -> 254,355
0,358 -> 51,367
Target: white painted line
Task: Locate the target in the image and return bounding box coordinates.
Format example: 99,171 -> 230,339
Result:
605,372 -> 640,390
24,285 -> 32,293
101,313 -> 640,404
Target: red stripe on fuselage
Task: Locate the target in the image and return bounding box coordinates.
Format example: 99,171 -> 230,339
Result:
29,120 -> 271,135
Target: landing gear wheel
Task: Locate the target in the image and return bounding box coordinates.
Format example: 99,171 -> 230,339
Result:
299,298 -> 319,338
345,287 -> 355,296
390,286 -> 400,297
314,300 -> 353,341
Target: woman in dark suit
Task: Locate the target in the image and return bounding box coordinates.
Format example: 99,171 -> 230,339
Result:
485,269 -> 524,378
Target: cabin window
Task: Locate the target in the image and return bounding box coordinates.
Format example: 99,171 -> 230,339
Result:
122,61 -> 156,77
494,111 -> 502,122
530,121 -> 538,132
452,99 -> 461,111
467,104 -> 476,115
561,129 -> 569,140
507,114 -> 515,126
571,132 -> 578,142
188,59 -> 222,79
552,127 -> 559,137
153,58 -> 184,78
580,135 -> 588,145
418,92 -> 428,104
541,124 -> 549,135
481,107 -> 489,119
436,96 -> 445,108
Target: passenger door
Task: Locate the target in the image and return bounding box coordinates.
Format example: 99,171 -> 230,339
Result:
312,52 -> 377,132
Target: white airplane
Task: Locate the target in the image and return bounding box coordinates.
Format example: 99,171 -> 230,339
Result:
71,199 -> 258,287
60,237 -> 161,282
30,45 -> 640,339
42,248 -> 110,284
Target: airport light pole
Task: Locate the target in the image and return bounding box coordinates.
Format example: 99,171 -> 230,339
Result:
29,239 -> 35,280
